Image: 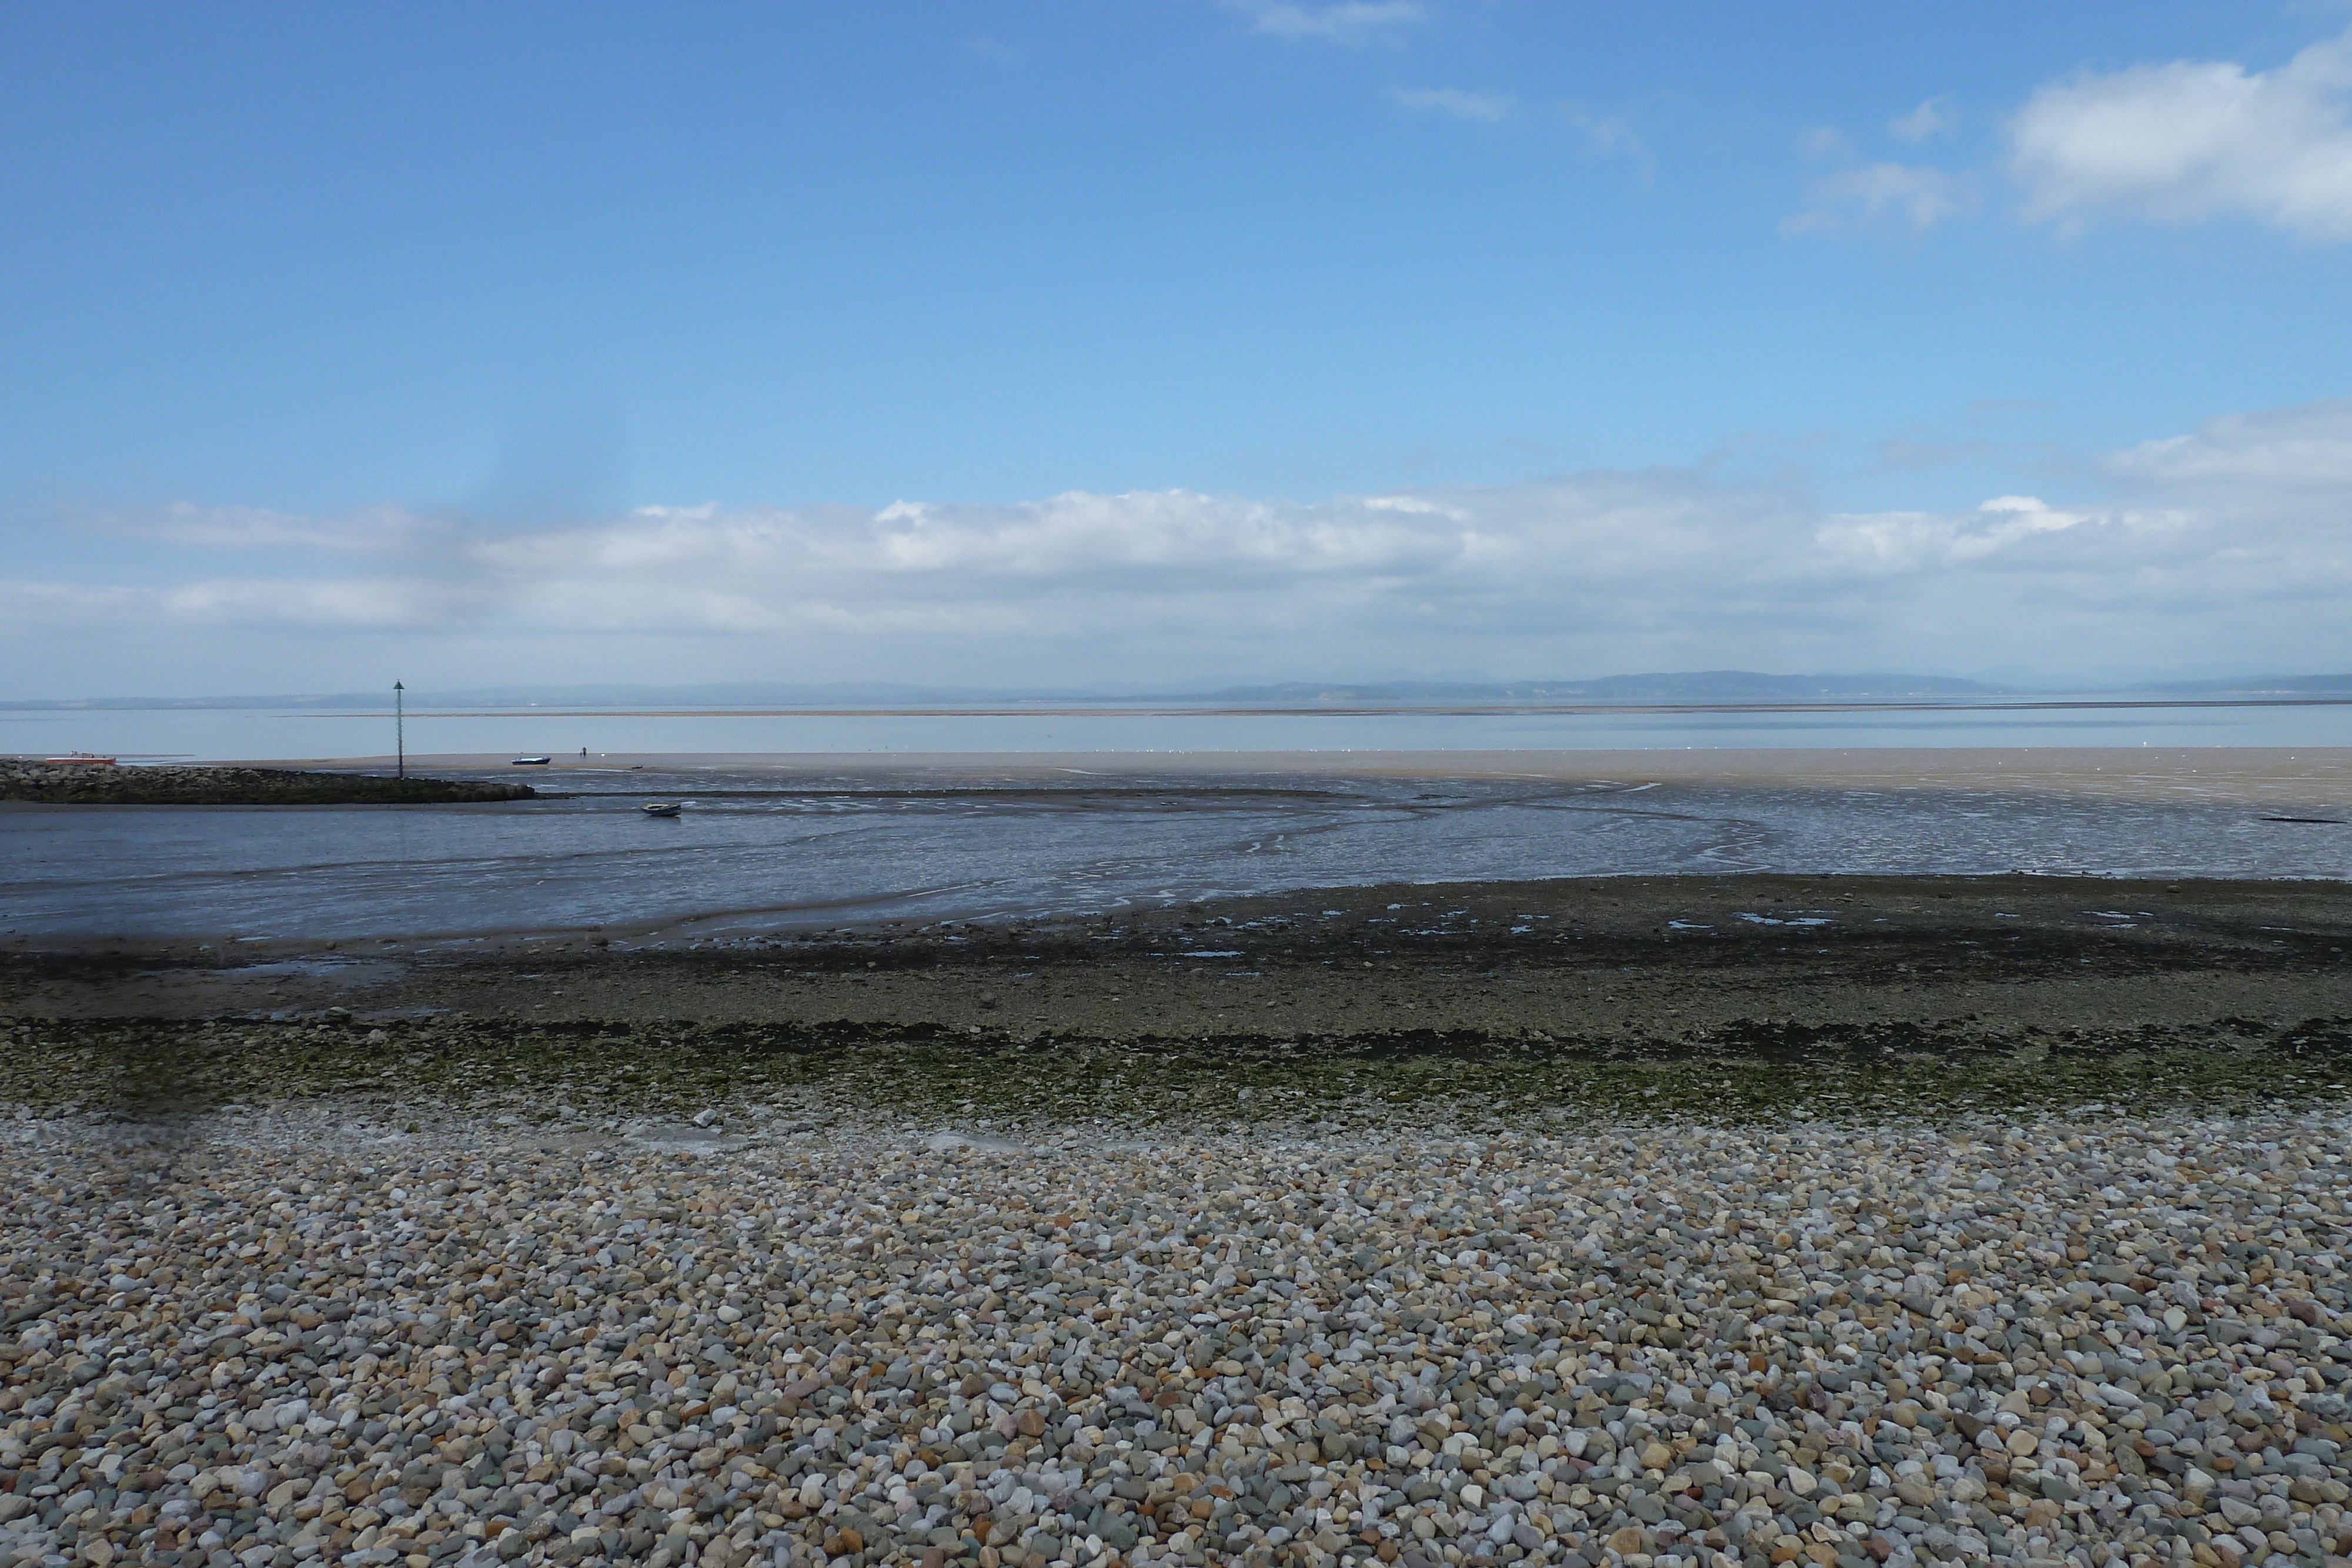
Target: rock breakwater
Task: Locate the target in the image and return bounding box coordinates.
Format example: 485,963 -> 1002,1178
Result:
0,762 -> 534,806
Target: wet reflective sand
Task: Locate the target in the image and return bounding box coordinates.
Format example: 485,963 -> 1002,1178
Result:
6,748 -> 2348,945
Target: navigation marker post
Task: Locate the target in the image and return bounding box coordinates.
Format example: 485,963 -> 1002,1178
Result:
395,681 -> 405,778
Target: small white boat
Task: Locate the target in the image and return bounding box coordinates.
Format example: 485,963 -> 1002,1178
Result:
511,756 -> 552,766
640,803 -> 683,817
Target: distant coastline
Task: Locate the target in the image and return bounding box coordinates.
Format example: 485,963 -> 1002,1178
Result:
8,666 -> 2351,711
12,693 -> 2352,721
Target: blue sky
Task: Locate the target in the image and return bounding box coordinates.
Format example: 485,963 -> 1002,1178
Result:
6,2 -> 2352,694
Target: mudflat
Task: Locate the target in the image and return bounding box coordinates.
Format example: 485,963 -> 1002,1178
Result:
234,744 -> 2352,811
7,872 -> 2348,1127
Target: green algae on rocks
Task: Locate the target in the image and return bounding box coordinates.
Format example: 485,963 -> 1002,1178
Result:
6,1012 -> 2350,1132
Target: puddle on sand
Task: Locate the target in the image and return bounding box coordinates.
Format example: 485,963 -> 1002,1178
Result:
236,958 -> 406,984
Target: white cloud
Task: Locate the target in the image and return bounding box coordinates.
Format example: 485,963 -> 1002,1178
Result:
11,480 -> 1796,646
1392,86 -> 1512,123
1783,162 -> 1980,236
1562,106 -> 1642,159
0,575 -> 489,631
1888,97 -> 1954,142
1224,1 -> 1425,46
1799,126 -> 1852,161
1362,494 -> 1469,521
2009,28 -> 2352,238
17,396 -> 2352,687
95,500 -> 436,553
1815,494 -> 2139,571
2104,396 -> 2352,492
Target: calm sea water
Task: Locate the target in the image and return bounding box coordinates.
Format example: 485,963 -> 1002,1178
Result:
6,694 -> 2352,761
5,729 -> 2350,942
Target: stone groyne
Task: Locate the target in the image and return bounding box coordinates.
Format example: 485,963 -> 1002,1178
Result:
0,760 -> 536,805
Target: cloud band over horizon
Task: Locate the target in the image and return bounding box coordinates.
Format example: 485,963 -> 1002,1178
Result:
7,396 -> 2351,696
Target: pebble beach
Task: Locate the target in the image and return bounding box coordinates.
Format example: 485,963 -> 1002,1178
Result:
6,1104 -> 2352,1568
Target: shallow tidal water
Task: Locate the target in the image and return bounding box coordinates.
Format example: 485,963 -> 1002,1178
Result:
8,688 -> 2352,762
5,753 -> 2349,943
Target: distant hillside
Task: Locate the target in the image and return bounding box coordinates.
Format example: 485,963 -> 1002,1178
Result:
2,671 -> 2010,708
1202,671 -> 2007,703
0,681 -> 1087,711
72,668 -> 2352,709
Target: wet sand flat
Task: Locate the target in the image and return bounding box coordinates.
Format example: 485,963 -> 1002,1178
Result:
10,872 -> 2347,1075
235,747 -> 2352,813
12,748 -> 2347,948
